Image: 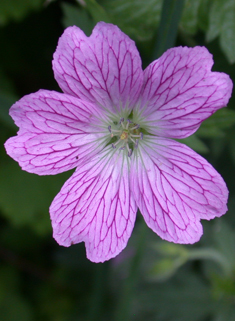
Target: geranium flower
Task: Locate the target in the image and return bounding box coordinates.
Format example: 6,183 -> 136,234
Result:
5,22 -> 233,263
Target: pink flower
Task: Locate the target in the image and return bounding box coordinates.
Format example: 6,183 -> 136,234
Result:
5,22 -> 233,263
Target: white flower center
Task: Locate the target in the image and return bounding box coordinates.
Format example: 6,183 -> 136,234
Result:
108,118 -> 143,156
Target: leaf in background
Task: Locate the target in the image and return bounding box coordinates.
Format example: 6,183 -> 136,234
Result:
177,135 -> 209,153
0,159 -> 71,235
0,0 -> 43,26
149,243 -> 189,281
133,271 -> 215,321
197,0 -> 211,32
203,221 -> 235,321
196,108 -> 235,138
206,0 -> 221,42
61,2 -> 95,35
159,273 -> 215,321
149,258 -> 184,281
180,0 -> 201,35
212,220 -> 235,268
153,0 -> 185,58
214,308 -> 235,321
206,0 -> 235,63
83,0 -> 111,23
100,0 -> 163,41
220,1 -> 235,64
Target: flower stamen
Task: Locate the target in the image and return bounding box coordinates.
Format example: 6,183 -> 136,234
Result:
108,118 -> 143,156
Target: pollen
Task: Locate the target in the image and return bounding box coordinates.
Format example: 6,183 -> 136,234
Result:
120,131 -> 128,140
108,118 -> 143,156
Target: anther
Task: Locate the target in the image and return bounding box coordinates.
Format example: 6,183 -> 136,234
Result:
108,118 -> 143,156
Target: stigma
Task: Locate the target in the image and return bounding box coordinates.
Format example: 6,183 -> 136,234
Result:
108,118 -> 143,156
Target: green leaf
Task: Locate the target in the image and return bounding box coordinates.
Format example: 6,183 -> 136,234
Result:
61,2 -> 95,36
153,242 -> 189,257
149,258 -> 185,281
214,309 -> 235,321
197,0 -> 211,32
206,0 -> 221,42
197,108 -> 235,138
149,243 -> 189,281
153,0 -> 185,58
212,220 -> 235,269
83,0 -> 111,23
0,159 -> 71,235
212,274 -> 235,299
157,273 -> 215,321
134,271 -> 216,321
0,0 -> 43,26
206,0 -> 235,63
180,0 -> 201,35
101,0 -> 163,41
220,2 -> 235,64
177,135 -> 209,153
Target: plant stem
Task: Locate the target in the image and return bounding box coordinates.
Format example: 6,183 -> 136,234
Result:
153,0 -> 185,59
115,220 -> 148,321
188,248 -> 232,276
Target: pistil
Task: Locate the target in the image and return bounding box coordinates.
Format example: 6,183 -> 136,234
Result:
108,118 -> 143,156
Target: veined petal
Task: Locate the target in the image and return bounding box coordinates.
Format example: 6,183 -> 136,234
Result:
130,137 -> 228,244
50,149 -> 137,263
138,47 -> 233,139
5,90 -> 106,175
53,22 -> 143,115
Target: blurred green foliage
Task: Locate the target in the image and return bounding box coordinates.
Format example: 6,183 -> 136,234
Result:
0,0 -> 44,25
206,0 -> 235,64
0,0 -> 235,320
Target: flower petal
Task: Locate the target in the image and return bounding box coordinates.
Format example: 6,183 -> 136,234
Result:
53,22 -> 143,115
50,149 -> 137,263
130,137 -> 228,243
138,46 -> 233,139
5,90 -> 106,175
